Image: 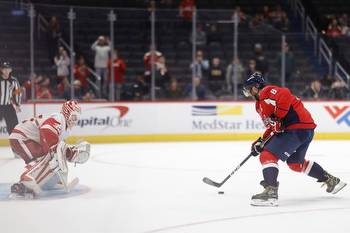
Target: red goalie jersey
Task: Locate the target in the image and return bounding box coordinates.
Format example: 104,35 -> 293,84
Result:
256,85 -> 316,139
9,100 -> 81,164
9,113 -> 69,163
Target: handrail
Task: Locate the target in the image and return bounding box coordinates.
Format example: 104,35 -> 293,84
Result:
295,0 -> 306,31
334,62 -> 350,89
318,38 -> 332,62
305,16 -> 318,55
37,13 -> 48,40
318,38 -> 333,74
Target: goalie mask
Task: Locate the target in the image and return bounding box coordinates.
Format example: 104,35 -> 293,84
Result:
61,100 -> 81,129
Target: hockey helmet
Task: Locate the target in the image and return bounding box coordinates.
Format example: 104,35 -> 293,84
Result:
61,100 -> 81,129
243,72 -> 266,97
0,61 -> 12,69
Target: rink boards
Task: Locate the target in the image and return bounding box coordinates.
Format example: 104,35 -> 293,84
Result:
1,101 -> 350,145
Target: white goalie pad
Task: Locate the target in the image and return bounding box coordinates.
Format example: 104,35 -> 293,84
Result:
71,141 -> 90,164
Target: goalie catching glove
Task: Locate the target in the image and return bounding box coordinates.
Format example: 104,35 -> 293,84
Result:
68,141 -> 91,164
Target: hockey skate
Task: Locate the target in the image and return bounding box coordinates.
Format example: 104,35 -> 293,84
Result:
9,183 -> 35,200
251,182 -> 278,207
321,171 -> 347,194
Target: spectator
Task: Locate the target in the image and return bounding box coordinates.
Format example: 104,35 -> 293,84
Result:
74,56 -> 90,93
183,76 -> 206,100
226,57 -> 244,92
91,35 -> 111,96
339,13 -> 348,28
207,24 -> 221,45
165,78 -> 183,99
321,74 -> 334,91
155,56 -> 171,89
329,79 -> 347,99
144,45 -> 163,78
249,14 -> 264,31
36,76 -> 53,100
47,16 -> 61,63
275,11 -> 289,32
304,79 -> 323,100
246,59 -> 259,77
190,24 -> 207,47
232,6 -> 246,23
108,49 -> 127,97
208,57 -> 225,95
253,43 -> 269,76
190,50 -> 209,79
277,42 -> 295,82
56,76 -> 70,99
179,0 -> 195,22
131,75 -> 149,100
262,5 -> 272,23
326,18 -> 342,37
54,46 -> 70,84
72,80 -> 85,100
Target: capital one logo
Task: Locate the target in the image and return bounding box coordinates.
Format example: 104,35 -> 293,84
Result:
324,105 -> 350,126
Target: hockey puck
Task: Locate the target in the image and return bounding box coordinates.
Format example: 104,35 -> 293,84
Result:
218,191 -> 224,194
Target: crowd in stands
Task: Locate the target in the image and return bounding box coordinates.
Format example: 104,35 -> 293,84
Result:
324,14 -> 350,38
19,1 -> 348,102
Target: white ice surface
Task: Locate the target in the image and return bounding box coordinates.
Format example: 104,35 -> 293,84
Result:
0,140 -> 349,233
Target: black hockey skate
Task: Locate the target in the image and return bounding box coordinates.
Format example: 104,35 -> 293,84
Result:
9,183 -> 35,200
251,182 -> 278,207
321,171 -> 347,194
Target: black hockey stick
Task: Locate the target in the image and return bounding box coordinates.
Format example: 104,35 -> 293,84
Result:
202,134 -> 274,188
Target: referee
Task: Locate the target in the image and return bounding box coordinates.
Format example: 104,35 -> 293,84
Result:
0,61 -> 21,135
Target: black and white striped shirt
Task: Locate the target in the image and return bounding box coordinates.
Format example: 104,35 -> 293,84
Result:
0,75 -> 21,106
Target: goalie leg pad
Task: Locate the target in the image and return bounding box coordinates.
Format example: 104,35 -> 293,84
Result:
19,154 -> 60,194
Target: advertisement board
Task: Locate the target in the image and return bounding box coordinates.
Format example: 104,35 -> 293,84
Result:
1,101 -> 350,145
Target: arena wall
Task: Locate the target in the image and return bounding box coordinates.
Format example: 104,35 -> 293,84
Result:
1,101 -> 350,145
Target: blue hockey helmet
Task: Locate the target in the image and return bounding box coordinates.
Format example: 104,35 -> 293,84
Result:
243,72 -> 266,97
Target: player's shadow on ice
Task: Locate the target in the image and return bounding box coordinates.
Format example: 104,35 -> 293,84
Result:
0,183 -> 90,201
280,196 -> 349,207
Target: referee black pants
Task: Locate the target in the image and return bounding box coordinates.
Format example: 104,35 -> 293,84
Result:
0,105 -> 19,135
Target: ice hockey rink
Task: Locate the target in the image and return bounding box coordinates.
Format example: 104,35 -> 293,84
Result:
0,140 -> 349,233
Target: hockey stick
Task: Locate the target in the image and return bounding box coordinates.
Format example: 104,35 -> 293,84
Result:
202,134 -> 274,188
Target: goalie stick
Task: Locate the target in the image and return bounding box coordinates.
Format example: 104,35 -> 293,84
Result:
55,169 -> 79,193
202,134 -> 274,188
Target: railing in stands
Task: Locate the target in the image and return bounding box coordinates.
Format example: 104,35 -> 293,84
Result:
37,13 -> 48,40
290,0 -> 305,32
334,62 -> 350,89
305,17 -> 318,56
290,0 -> 350,81
318,38 -> 333,75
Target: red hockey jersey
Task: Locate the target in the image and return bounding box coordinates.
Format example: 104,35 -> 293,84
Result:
256,85 -> 316,138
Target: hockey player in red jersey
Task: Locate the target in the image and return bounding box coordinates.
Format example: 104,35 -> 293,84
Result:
243,72 -> 347,206
8,100 -> 90,199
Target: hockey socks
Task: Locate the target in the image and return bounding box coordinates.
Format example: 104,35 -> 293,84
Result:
263,167 -> 279,187
305,161 -> 327,182
260,150 -> 279,187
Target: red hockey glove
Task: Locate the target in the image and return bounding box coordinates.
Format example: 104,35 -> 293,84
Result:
265,117 -> 283,133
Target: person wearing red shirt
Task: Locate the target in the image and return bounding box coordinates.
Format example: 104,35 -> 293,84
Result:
108,50 -> 126,84
108,50 -> 126,99
143,46 -> 162,77
243,72 -> 346,206
179,0 -> 195,21
74,56 -> 90,92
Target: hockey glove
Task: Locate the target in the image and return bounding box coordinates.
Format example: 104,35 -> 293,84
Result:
251,137 -> 264,157
265,117 -> 283,133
